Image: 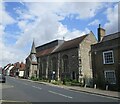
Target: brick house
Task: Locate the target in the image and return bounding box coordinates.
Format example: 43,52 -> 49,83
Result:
19,62 -> 26,78
26,31 -> 97,86
91,25 -> 120,91
9,62 -> 26,77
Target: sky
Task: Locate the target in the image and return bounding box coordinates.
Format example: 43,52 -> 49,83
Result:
0,1 -> 119,67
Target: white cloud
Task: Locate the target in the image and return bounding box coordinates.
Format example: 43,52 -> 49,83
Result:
0,3 -> 16,27
7,2 -> 101,67
56,24 -> 68,38
0,44 -> 27,66
57,2 -> 103,19
5,0 -> 119,3
63,28 -> 90,40
104,4 -> 118,34
17,20 -> 28,30
1,2 -> 111,67
0,3 -> 22,67
88,19 -> 100,26
15,2 -> 103,47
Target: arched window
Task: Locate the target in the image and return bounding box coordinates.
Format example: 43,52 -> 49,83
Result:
62,55 -> 69,73
51,57 -> 57,72
41,59 -> 46,76
51,57 -> 57,80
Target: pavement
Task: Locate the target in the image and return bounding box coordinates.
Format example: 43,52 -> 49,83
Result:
22,79 -> 120,100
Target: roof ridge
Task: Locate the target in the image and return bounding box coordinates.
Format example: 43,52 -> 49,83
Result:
105,31 -> 120,37
65,34 -> 88,42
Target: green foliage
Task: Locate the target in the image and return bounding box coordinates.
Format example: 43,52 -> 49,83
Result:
30,76 -> 39,81
51,81 -> 62,85
71,79 -> 79,83
62,77 -> 72,84
71,80 -> 81,86
62,78 -> 82,86
38,77 -> 43,81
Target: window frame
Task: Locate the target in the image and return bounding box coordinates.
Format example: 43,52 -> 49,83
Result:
104,70 -> 116,84
103,50 -> 114,64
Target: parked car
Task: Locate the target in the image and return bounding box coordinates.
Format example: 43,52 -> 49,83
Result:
0,73 -> 6,83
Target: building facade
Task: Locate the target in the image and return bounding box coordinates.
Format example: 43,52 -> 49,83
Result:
26,31 -> 97,86
25,41 -> 38,78
91,25 -> 120,91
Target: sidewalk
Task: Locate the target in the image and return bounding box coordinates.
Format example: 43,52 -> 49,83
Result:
28,80 -> 120,99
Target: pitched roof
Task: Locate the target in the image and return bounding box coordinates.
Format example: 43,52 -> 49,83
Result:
53,34 -> 87,52
14,62 -> 20,68
36,34 -> 87,56
19,62 -> 26,71
36,47 -> 56,57
102,32 -> 120,42
31,40 -> 36,54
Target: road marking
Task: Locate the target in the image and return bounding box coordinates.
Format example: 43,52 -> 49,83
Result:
1,100 -> 32,104
48,90 -> 73,99
32,86 -> 42,90
0,84 -> 14,89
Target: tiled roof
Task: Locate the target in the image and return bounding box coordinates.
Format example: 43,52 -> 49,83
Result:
19,63 -> 26,71
53,35 -> 87,52
102,32 -> 120,42
36,47 -> 56,57
14,62 -> 20,68
36,34 -> 87,56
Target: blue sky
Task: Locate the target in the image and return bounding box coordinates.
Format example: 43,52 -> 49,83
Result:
0,1 -> 119,67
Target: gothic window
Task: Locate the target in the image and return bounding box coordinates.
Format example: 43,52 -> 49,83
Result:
42,59 -> 46,76
51,57 -> 57,72
62,55 -> 69,73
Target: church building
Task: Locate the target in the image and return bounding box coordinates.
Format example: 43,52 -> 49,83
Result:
26,31 -> 97,86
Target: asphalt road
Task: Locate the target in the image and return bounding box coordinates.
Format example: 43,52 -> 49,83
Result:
1,76 -> 119,103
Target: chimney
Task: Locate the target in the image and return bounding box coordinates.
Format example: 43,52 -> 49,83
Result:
98,24 -> 105,42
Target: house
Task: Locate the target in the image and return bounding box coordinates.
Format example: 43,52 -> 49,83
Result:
26,31 -> 97,86
19,62 -> 26,78
13,62 -> 20,76
9,62 -> 26,77
7,65 -> 14,76
3,64 -> 11,75
91,25 -> 120,91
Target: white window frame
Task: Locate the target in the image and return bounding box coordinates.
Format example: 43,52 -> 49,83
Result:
103,50 -> 114,64
104,70 -> 116,84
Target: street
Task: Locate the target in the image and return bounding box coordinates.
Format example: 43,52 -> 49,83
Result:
1,76 -> 119,103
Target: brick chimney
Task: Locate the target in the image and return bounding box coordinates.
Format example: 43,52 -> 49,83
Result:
98,24 -> 105,42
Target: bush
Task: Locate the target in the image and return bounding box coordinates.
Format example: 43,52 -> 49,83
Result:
62,77 -> 72,85
30,76 -> 39,81
71,80 -> 81,86
51,81 -> 62,85
71,80 -> 78,83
